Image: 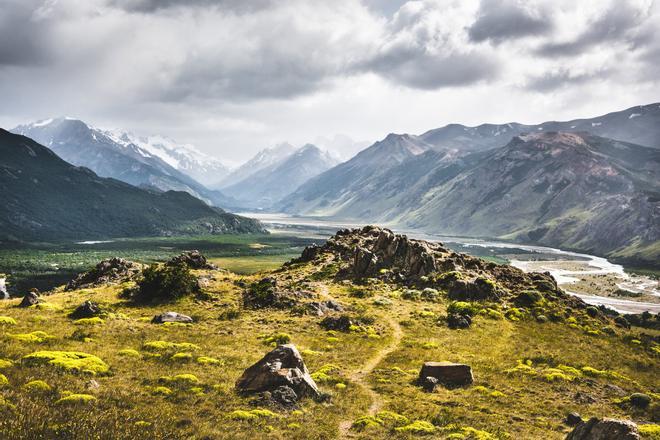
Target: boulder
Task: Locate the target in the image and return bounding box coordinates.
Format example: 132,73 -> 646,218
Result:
420,376 -> 438,392
236,344 -> 320,399
167,250 -> 217,270
565,412 -> 583,426
299,244 -> 321,262
151,311 -> 193,324
319,315 -> 353,332
353,247 -> 378,277
447,313 -> 472,329
69,300 -> 104,319
306,300 -> 343,316
448,277 -> 500,301
18,292 -> 39,308
566,417 -> 640,440
418,362 -> 473,387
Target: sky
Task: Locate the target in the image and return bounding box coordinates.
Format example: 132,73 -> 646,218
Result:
1,0 -> 659,163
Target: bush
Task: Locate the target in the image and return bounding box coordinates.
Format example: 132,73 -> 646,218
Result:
23,380 -> 51,392
133,262 -> 198,302
447,301 -> 480,317
22,351 -> 110,375
56,394 -> 97,405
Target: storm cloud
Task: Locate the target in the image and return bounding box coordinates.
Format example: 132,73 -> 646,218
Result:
0,0 -> 658,162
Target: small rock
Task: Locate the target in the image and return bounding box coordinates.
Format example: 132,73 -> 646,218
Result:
69,300 -> 103,319
151,311 -> 193,324
236,344 -> 320,399
271,385 -> 299,409
421,376 -> 438,392
447,313 -> 472,329
18,292 -> 39,308
566,417 -> 640,440
574,391 -> 597,404
307,300 -> 343,316
565,412 -> 583,426
418,362 -> 473,388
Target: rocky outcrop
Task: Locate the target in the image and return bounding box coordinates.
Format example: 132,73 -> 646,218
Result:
418,362 -> 473,388
306,300 -> 343,316
566,417 -> 640,440
65,258 -> 141,291
447,277 -> 502,301
236,344 -> 320,400
151,311 -> 193,324
166,250 -> 217,270
69,301 -> 104,319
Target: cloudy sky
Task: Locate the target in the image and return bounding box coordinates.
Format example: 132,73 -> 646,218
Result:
1,0 -> 659,162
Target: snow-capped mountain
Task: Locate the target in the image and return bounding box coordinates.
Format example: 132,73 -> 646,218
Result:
221,143 -> 341,209
103,130 -> 230,187
215,142 -> 297,189
12,117 -> 235,208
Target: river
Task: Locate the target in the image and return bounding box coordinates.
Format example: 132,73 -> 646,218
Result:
242,213 -> 660,314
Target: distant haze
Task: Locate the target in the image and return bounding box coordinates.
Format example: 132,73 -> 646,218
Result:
1,0 -> 659,162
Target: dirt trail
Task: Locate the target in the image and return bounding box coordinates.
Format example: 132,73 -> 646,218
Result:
315,284 -> 403,438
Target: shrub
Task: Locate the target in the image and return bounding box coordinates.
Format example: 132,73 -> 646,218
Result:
447,302 -> 480,317
8,331 -> 55,343
629,393 -> 652,409
0,359 -> 13,369
23,380 -> 51,392
515,290 -> 542,306
151,386 -> 173,396
401,289 -> 421,301
639,424 -> 660,439
0,374 -> 8,386
421,288 -> 441,302
22,351 -> 110,375
55,394 -> 97,405
311,364 -> 341,383
133,262 -> 198,302
229,409 -> 279,421
171,352 -> 193,362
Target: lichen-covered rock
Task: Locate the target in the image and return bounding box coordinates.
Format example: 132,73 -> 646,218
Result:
151,311 -> 193,324
447,313 -> 472,329
166,250 -> 217,270
236,344 -> 320,399
418,362 -> 473,387
566,417 -> 640,440
319,315 -> 353,332
66,258 -> 141,291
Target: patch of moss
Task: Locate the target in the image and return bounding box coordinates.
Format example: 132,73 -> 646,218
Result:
0,316 -> 17,325
353,411 -> 409,430
196,356 -> 222,365
262,332 -> 291,346
311,364 -> 341,384
23,380 -> 51,392
118,348 -> 140,357
171,352 -> 193,361
22,351 -> 110,375
8,331 -> 55,343
159,373 -> 200,386
301,349 -> 322,357
143,341 -> 200,352
0,359 -> 13,369
447,301 -> 481,317
151,386 -> 173,396
73,317 -> 105,326
394,420 -> 436,434
639,424 -> 660,439
0,374 -> 8,386
229,409 -> 279,421
55,393 -> 97,405
581,366 -> 629,381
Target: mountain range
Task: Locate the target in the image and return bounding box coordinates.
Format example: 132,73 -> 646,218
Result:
0,129 -> 263,241
280,103 -> 660,266
220,144 -> 340,209
12,118 -> 235,208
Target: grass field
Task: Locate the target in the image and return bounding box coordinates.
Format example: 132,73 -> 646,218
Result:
0,234 -> 321,294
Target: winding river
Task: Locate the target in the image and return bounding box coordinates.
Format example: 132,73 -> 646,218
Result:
242,213 -> 660,314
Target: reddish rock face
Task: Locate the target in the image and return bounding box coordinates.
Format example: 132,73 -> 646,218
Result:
418,362 -> 474,387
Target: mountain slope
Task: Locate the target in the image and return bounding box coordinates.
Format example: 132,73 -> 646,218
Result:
0,129 -> 263,241
278,133 -> 435,216
420,102 -> 660,152
399,132 -> 660,264
216,142 -> 296,189
222,144 -> 340,209
11,118 -> 234,208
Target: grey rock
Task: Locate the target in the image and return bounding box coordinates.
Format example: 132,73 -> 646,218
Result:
447,313 -> 472,329
566,417 -> 640,440
565,412 -> 583,426
319,315 -> 353,332
236,344 -> 320,399
167,250 -> 217,270
18,292 -> 39,308
151,311 -> 193,324
66,258 -> 140,291
307,300 -> 343,316
421,376 -> 438,392
69,300 -> 104,319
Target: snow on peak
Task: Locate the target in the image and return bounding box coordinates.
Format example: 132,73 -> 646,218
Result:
629,113 -> 641,119
32,118 -> 54,127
